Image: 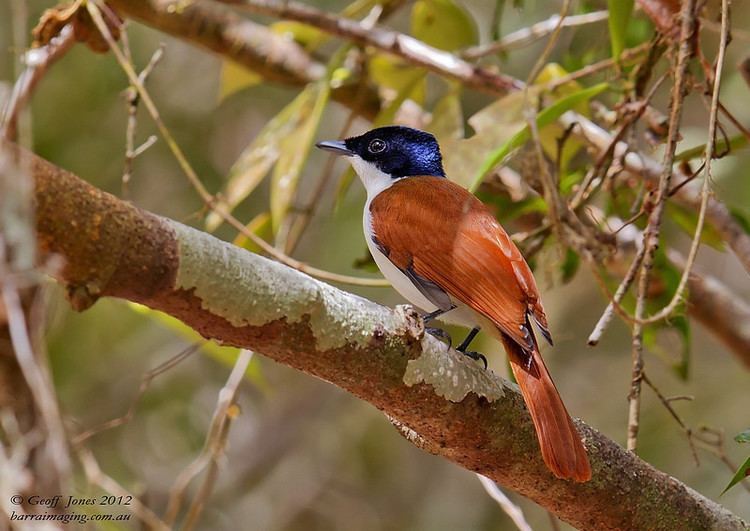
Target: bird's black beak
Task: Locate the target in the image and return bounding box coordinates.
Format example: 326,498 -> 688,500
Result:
315,140 -> 354,156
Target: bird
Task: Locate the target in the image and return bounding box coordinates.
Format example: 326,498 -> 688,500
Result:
316,125 -> 592,482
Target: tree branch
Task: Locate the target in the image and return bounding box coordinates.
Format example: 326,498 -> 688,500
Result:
106,0 -> 381,118
9,142 -> 746,531
217,0 -> 523,94
106,0 -> 750,276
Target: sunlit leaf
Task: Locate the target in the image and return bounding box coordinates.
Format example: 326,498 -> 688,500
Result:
427,86 -> 464,141
735,429 -> 750,444
271,0 -> 380,51
469,82 -> 609,191
439,90 -> 527,190
219,60 -> 263,101
535,64 -> 590,171
608,0 -> 634,59
206,87 -> 314,231
674,134 -> 747,162
411,0 -> 477,51
232,211 -> 272,254
270,45 -> 350,231
271,20 -> 327,50
667,203 -> 725,251
721,456 -> 750,495
560,248 -> 580,283
271,80 -> 332,232
368,53 -> 427,104
126,303 -> 265,386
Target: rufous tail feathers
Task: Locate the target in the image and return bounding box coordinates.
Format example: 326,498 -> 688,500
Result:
501,335 -> 592,482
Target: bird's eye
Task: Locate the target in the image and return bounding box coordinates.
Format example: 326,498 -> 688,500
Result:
368,139 -> 387,154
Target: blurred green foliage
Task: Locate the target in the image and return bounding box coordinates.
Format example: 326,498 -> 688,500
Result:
2,0 -> 750,528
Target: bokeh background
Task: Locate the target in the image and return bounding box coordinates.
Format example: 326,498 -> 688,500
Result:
1,0 -> 749,529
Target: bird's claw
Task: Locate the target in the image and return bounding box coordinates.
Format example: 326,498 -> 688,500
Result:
425,327 -> 452,347
458,350 -> 488,370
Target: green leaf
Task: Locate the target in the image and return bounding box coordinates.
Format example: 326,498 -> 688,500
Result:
535,64 -> 589,170
674,134 -> 747,162
206,88 -> 314,231
607,0 -> 634,59
232,212 -> 272,254
271,82 -> 331,232
736,430 -> 750,444
721,455 -> 750,495
270,0 -> 381,51
667,202 -> 725,251
219,60 -> 263,100
270,21 -> 327,51
427,87 -> 464,141
469,82 -> 609,191
560,248 -> 580,283
440,90 -> 528,190
411,0 -> 477,51
730,208 -> 750,235
642,250 -> 692,379
368,53 -> 427,104
270,46 -> 349,231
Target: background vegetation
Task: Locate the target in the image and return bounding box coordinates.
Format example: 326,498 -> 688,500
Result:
1,0 -> 749,529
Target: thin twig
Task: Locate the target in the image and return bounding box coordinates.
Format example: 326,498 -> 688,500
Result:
571,71 -> 670,211
164,349 -> 253,528
78,447 -> 171,530
87,0 -> 388,287
1,25 -> 76,141
72,342 -> 201,445
0,238 -> 72,489
642,373 -> 699,466
522,0 -> 572,245
543,43 -> 651,92
122,40 -> 163,196
476,475 -> 533,531
463,10 -> 609,59
627,0 -> 698,453
628,0 -> 729,326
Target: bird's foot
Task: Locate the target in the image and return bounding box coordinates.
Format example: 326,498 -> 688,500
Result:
425,327 -> 452,347
457,349 -> 488,370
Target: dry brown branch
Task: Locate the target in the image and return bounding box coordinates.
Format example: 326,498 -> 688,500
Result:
462,10 -> 609,59
164,349 -> 253,529
1,24 -> 76,142
78,447 -> 171,530
476,475 -> 533,531
217,0 -> 523,93
8,142 -> 746,530
627,0 -> 698,453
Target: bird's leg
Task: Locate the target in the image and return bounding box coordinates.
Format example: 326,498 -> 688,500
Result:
421,307 -> 450,324
456,327 -> 487,369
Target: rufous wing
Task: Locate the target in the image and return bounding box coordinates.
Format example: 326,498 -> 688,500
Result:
370,176 -> 591,482
369,176 -> 546,349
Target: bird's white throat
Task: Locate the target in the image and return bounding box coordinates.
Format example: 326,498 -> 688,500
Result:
349,155 -> 398,201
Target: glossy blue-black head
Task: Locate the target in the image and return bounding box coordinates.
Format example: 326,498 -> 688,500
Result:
316,126 -> 445,178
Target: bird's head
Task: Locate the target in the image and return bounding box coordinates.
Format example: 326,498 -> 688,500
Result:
316,126 -> 445,185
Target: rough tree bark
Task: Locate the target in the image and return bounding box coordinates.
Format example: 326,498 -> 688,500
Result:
5,143 -> 746,531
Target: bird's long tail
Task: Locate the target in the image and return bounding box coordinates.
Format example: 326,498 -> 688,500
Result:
501,335 -> 592,482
